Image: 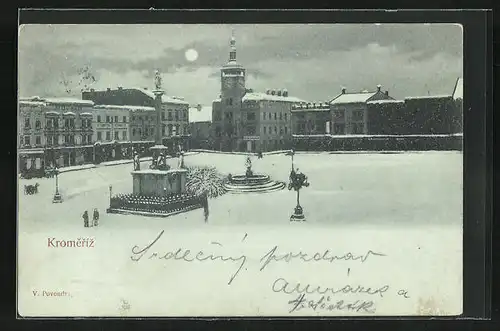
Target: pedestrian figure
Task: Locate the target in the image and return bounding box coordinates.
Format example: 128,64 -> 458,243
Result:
93,208 -> 100,227
83,210 -> 89,228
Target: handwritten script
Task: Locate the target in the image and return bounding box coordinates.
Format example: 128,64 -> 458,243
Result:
130,230 -> 401,314
131,230 -> 385,282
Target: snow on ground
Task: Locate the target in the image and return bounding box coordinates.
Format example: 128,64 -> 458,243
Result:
17,152 -> 463,316
19,151 -> 462,231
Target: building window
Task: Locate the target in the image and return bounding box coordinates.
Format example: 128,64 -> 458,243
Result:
114,116 -> 118,123
123,116 -> 127,122
352,110 -> 364,121
35,136 -> 41,145
333,123 -> 345,135
24,118 -> 30,128
284,113 -> 288,121
279,113 -> 283,120
123,131 -> 127,140
167,124 -> 173,136
247,112 -> 256,121
161,112 -> 165,121
162,124 -> 166,135
97,115 -> 101,123
106,131 -> 111,140
184,124 -> 189,134
274,113 -> 277,120
263,126 -> 267,134
132,128 -> 136,136
215,126 -> 221,137
226,98 -> 233,106
131,115 -> 135,121
176,124 -> 180,135
352,123 -> 364,134
114,131 -> 119,140
150,128 -> 154,136
70,118 -> 75,128
97,132 -> 102,140
175,110 -> 179,121
284,126 -> 288,134
274,126 -> 277,134
280,127 -> 284,135
168,110 -> 173,121
246,126 -> 256,135
35,120 -> 41,129
214,111 -> 221,121
334,109 -> 345,120
183,110 -> 188,120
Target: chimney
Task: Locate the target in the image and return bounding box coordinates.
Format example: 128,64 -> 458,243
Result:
144,87 -> 148,90
385,90 -> 389,96
341,87 -> 346,94
118,86 -> 123,90
283,89 -> 288,97
377,84 -> 382,92
107,88 -> 111,92
266,89 -> 271,95
197,104 -> 202,111
90,88 -> 95,92
277,90 -> 282,96
271,89 -> 276,96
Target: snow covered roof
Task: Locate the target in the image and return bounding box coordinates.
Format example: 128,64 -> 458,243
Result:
45,111 -> 60,116
19,101 -> 46,107
213,98 -> 221,103
242,92 -> 306,103
135,88 -> 189,105
453,77 -> 463,100
44,97 -> 95,106
330,91 -> 378,105
367,100 -> 405,105
189,105 -> 212,123
405,95 -> 452,100
80,112 -> 93,116
291,102 -> 330,112
94,104 -> 155,111
63,111 -> 76,116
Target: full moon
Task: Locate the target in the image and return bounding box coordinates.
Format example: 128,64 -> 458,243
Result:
185,48 -> 199,62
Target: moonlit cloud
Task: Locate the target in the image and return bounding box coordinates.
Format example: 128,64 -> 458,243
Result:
18,24 -> 463,105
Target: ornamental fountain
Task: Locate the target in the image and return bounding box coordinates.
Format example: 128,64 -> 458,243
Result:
223,155 -> 285,194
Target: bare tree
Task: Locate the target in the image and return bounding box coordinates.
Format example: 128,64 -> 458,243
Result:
59,63 -> 97,95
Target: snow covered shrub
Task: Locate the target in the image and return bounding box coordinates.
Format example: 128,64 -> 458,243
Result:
186,166 -> 227,198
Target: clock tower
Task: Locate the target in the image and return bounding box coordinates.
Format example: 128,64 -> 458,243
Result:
220,30 -> 246,104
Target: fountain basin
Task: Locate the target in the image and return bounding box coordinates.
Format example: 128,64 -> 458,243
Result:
224,173 -> 285,194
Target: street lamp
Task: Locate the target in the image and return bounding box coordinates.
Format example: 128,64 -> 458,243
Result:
285,148 -> 295,171
109,184 -> 113,207
52,167 -> 63,203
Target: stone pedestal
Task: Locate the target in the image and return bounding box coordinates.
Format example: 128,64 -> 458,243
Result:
290,205 -> 306,222
131,169 -> 187,196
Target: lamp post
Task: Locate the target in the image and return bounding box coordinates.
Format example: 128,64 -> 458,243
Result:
109,184 -> 113,207
52,167 -> 63,203
288,167 -> 309,222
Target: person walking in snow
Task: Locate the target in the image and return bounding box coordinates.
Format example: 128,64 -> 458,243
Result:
201,193 -> 209,223
93,208 -> 100,227
83,210 -> 89,228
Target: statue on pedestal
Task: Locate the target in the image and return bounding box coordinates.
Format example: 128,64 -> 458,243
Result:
154,70 -> 162,90
133,151 -> 141,171
245,156 -> 253,177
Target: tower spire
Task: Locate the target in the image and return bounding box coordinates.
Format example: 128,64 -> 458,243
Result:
229,29 -> 236,62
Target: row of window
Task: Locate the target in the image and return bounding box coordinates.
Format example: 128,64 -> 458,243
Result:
213,111 -> 290,122
97,131 -> 129,141
262,126 -> 289,135
262,112 -> 288,121
22,134 -> 94,146
296,123 -> 364,135
161,109 -> 188,121
97,115 -> 128,123
24,118 -> 93,129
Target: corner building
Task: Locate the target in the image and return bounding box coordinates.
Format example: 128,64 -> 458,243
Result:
212,34 -> 306,152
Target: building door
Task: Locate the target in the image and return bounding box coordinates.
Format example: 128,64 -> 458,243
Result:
246,141 -> 252,152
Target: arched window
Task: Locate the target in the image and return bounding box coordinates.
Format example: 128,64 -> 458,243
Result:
35,120 -> 41,129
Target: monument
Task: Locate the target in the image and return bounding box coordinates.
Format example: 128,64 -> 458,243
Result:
107,70 -> 202,217
223,155 -> 285,194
